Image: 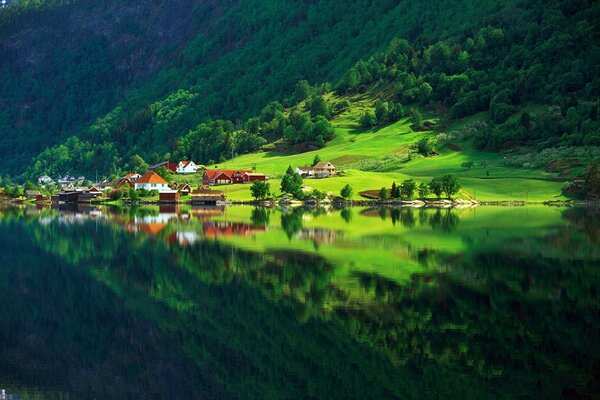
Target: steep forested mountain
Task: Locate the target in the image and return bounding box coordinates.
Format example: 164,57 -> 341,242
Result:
0,0 -> 598,178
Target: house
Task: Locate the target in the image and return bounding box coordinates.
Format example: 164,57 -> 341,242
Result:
117,178 -> 135,188
25,189 -> 42,199
242,172 -> 267,183
159,190 -> 180,203
177,183 -> 191,195
148,161 -> 177,173
295,162 -> 336,178
36,194 -> 50,203
191,185 -> 226,205
313,162 -> 336,176
38,175 -> 53,185
123,173 -> 141,182
202,170 -> 252,185
295,166 -> 314,178
176,160 -> 202,174
134,172 -> 170,192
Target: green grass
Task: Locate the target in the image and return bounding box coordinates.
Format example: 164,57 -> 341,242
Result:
172,99 -> 565,202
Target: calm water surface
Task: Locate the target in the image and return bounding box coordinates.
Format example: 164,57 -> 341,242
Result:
0,204 -> 598,399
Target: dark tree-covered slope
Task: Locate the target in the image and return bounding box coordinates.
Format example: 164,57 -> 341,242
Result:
1,0 -> 526,175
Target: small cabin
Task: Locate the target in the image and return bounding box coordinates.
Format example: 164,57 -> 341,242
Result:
191,185 -> 226,205
159,190 -> 180,203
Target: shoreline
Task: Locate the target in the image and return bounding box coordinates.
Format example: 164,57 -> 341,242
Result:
7,198 -> 598,208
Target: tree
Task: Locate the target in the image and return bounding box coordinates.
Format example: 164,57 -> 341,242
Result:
245,118 -> 261,135
441,174 -> 461,198
375,100 -> 389,122
128,188 -> 139,203
400,179 -> 416,199
360,111 -> 377,128
250,181 -> 270,200
582,162 -> 600,200
390,181 -> 400,199
295,80 -> 312,102
310,96 -> 330,118
461,160 -> 475,169
154,166 -> 172,181
280,172 -> 303,197
418,82 -> 433,103
478,160 -> 489,169
378,187 -> 388,200
418,182 -> 430,198
417,136 -> 436,155
340,184 -> 353,199
520,111 -> 532,130
286,165 -> 294,175
128,154 -> 148,174
429,177 -> 444,198
411,108 -> 423,130
312,154 -> 321,166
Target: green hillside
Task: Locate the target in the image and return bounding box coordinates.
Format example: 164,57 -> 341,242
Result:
0,0 -> 598,199
170,95 -> 566,202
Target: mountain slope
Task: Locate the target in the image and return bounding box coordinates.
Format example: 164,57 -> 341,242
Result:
1,0 -> 531,176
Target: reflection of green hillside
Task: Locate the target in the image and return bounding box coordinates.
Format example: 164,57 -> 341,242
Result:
2,205 -> 599,399
2,216 -> 495,399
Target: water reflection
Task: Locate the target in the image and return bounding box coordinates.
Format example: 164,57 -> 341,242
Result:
0,205 -> 598,399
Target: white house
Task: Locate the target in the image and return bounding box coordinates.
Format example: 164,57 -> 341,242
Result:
176,160 -> 201,174
38,175 -> 54,185
295,166 -> 315,177
134,172 -> 170,192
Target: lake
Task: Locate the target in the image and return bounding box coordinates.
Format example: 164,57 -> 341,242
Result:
0,204 -> 598,399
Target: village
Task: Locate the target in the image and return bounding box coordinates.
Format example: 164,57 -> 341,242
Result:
25,158 -> 338,206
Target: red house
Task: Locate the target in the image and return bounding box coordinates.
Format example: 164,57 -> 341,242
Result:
202,169 -> 254,186
148,161 -> 178,173
202,169 -> 258,185
159,190 -> 180,203
242,172 -> 267,183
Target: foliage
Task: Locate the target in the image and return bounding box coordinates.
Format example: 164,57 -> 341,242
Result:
440,174 -> 461,198
461,160 -> 475,170
359,111 -> 377,128
312,154 -> 321,167
250,181 -> 270,200
280,173 -> 303,198
378,187 -> 388,200
400,179 -> 416,200
418,182 -> 430,198
417,136 -> 437,156
340,184 -> 353,200
429,177 -> 444,198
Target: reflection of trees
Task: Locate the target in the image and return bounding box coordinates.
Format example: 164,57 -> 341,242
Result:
280,208 -> 304,239
428,208 -> 459,233
9,207 -> 600,399
12,217 -> 425,399
251,207 -> 271,227
390,208 -> 416,228
340,208 -> 352,223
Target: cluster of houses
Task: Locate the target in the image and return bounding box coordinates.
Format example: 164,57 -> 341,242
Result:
33,158 -> 337,205
35,159 -> 269,205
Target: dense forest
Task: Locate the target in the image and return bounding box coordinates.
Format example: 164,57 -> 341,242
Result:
0,0 -> 598,179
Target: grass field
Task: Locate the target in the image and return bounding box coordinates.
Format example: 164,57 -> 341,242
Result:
173,98 -> 566,202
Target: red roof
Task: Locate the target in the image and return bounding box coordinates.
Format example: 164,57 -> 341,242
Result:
204,170 -> 252,179
148,161 -> 177,172
137,172 -> 168,184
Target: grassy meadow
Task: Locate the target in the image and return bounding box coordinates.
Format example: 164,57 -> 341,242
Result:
172,96 -> 565,202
